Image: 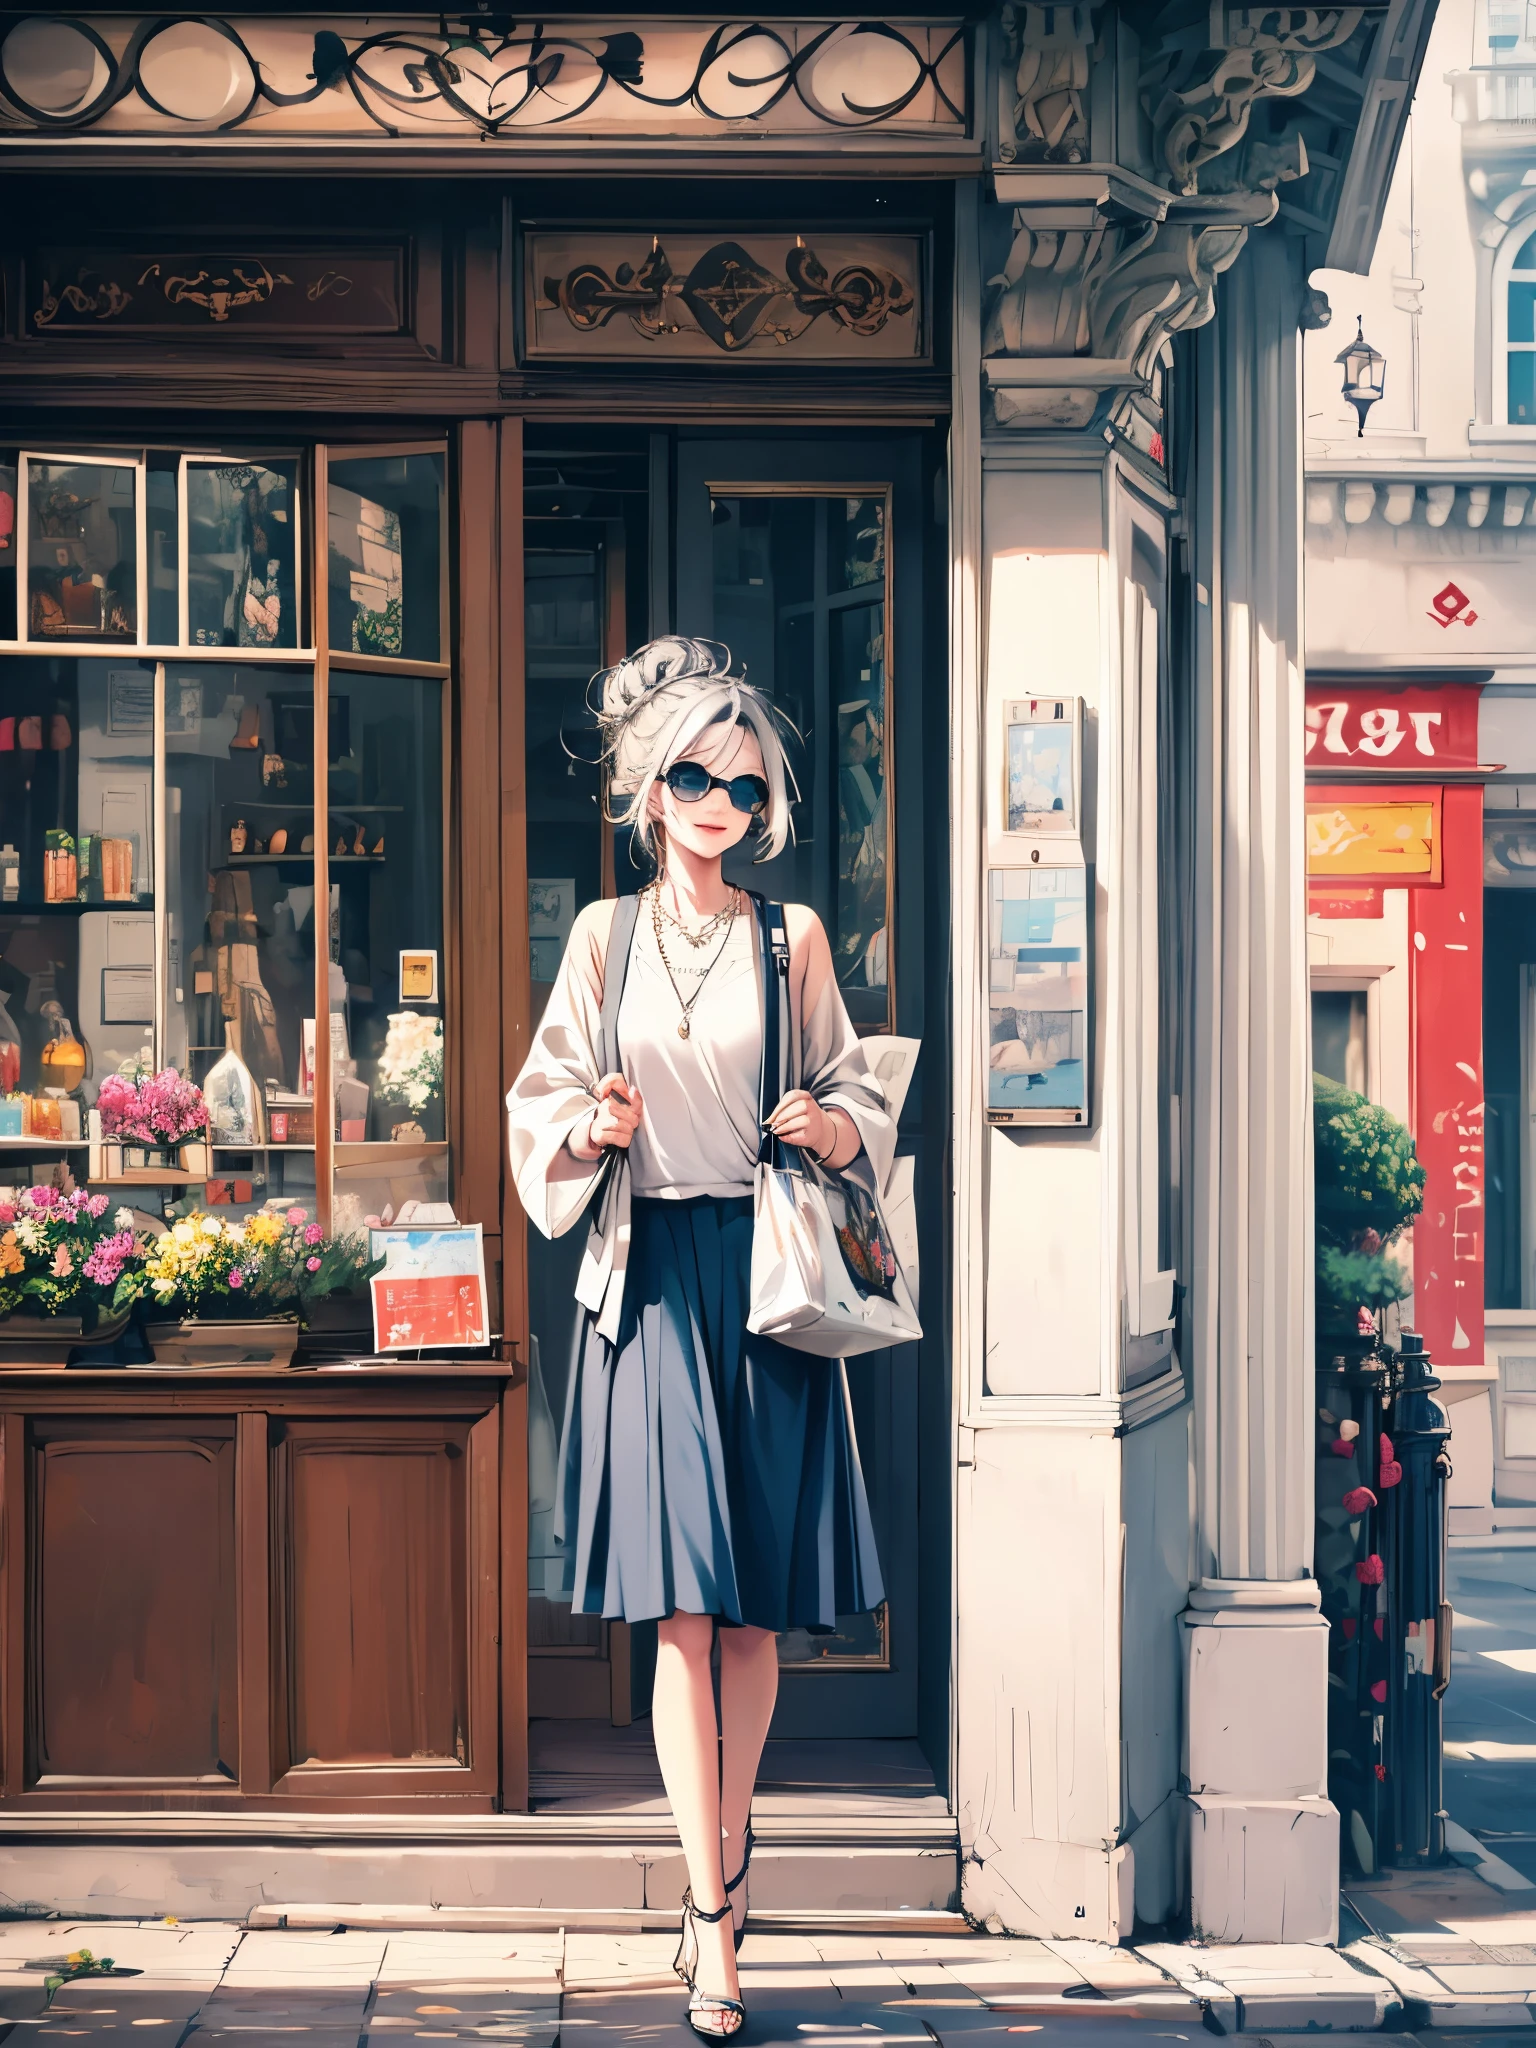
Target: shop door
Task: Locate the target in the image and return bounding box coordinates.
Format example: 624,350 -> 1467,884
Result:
675,436 -> 929,1739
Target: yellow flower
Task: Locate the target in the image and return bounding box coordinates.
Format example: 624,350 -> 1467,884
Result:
244,1212 -> 282,1246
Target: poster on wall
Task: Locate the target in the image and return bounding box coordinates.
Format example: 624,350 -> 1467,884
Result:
369,1223 -> 489,1353
986,867 -> 1088,1125
1002,697 -> 1081,838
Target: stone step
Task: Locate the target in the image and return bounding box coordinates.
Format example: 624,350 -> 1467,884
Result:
251,1904 -> 970,1935
0,1812 -> 961,1923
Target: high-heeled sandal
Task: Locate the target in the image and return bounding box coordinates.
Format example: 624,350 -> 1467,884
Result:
724,1823 -> 754,1953
674,1890 -> 746,2039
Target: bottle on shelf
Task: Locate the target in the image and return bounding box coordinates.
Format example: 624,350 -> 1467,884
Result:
38,1001 -> 86,1096
0,991 -> 19,1096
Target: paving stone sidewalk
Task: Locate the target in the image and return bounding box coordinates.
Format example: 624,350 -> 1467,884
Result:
4,1872 -> 1536,2043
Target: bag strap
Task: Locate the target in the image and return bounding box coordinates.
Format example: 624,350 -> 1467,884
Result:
750,892 -> 792,1166
599,890 -> 643,1080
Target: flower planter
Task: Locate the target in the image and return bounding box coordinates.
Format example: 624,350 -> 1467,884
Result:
0,1305 -> 131,1364
298,1291 -> 377,1358
142,1317 -> 299,1368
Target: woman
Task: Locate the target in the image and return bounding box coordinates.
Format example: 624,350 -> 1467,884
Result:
506,636 -> 891,2039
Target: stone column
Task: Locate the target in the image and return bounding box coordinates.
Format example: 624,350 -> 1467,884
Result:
1182,226 -> 1337,1942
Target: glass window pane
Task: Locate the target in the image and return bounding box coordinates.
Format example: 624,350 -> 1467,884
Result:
833,602 -> 887,992
827,492 -> 886,594
1511,281 -> 1536,345
187,460 -> 299,650
1511,347 -> 1536,427
0,657 -> 156,1177
27,460 -> 138,643
326,673 -> 446,1233
0,456 -> 16,641
164,662 -> 317,1219
1311,989 -> 1367,1096
709,492 -> 892,1029
327,453 -> 444,662
146,451 -> 178,648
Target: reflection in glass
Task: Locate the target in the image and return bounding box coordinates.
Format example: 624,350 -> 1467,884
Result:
328,453 -> 443,661
0,659 -> 160,1137
146,452 -> 178,648
187,460 -> 298,649
524,548 -> 603,991
323,674 -> 445,1228
710,492 -> 891,1027
27,461 -> 138,642
163,663 -> 317,1218
0,457 -> 15,641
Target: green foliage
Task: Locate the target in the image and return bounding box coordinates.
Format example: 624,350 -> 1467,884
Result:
1316,1241 -> 1413,1325
1313,1071 -> 1426,1246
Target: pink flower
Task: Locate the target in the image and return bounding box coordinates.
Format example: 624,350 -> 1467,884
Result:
86,1194 -> 108,1219
227,1270 -> 244,1289
0,1206 -> 16,1226
28,1184 -> 57,1210
50,1246 -> 72,1278
304,1223 -> 324,1245
306,1255 -> 321,1271
287,1207 -> 307,1225
1357,1306 -> 1377,1335
83,1230 -> 134,1287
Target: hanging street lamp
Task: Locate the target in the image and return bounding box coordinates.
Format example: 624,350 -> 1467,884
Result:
1336,316 -> 1387,436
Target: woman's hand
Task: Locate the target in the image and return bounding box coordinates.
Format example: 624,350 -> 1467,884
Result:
570,1073 -> 644,1162
766,1089 -> 844,1164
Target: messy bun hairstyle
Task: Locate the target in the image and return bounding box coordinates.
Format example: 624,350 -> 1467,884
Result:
592,635 -> 797,866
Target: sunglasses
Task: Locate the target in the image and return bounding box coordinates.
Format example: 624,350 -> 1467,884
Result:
663,760 -> 769,815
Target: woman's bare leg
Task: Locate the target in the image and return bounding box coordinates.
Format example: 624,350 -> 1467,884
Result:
719,1624 -> 778,1936
653,1612 -> 740,2015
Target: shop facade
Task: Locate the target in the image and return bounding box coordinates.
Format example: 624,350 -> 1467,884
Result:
0,4 -> 1430,1940
1302,0 -> 1536,1560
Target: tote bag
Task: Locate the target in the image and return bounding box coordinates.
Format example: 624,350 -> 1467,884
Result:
745,898 -> 922,1358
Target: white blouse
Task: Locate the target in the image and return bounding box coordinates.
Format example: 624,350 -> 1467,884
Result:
505,892 -> 895,1341
622,907 -> 761,1200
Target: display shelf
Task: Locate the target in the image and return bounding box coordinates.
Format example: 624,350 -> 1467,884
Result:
0,899 -> 154,915
212,1142 -> 317,1154
95,1167 -> 199,1186
335,1139 -> 448,1168
227,853 -> 384,865
0,1138 -> 89,1150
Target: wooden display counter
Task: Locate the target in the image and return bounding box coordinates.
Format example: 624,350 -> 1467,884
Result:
0,1362 -> 521,1813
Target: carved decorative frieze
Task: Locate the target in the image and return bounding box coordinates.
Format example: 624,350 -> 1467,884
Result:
998,2 -> 1097,166
983,207 -> 1258,425
29,246 -> 406,333
1141,5 -> 1362,196
526,232 -> 923,363
0,16 -> 968,144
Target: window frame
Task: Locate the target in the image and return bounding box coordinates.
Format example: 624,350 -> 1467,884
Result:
0,438 -> 452,1235
1496,212 -> 1536,430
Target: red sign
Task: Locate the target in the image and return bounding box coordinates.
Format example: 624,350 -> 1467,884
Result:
1428,582 -> 1478,630
1409,785 -> 1485,1370
1305,682 -> 1481,768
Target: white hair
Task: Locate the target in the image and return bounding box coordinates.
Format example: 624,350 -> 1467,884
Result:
592,636 -> 797,866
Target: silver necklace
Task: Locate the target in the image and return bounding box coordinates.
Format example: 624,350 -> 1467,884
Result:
650,882 -> 739,1040
657,883 -> 738,950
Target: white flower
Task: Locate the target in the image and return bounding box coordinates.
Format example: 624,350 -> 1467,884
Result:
114,1207 -> 134,1232
14,1219 -> 41,1252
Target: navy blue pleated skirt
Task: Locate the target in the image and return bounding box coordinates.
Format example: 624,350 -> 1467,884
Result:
554,1194 -> 885,1631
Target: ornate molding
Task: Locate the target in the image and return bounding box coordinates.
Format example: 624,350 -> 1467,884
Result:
525,231 -> 924,363
1141,6 -> 1363,196
983,202 -> 1264,427
998,1 -> 1097,166
27,246 -> 407,335
0,16 -> 967,144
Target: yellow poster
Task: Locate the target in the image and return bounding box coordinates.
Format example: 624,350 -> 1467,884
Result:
1305,801 -> 1437,879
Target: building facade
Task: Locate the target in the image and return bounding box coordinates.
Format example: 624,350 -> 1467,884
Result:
0,0 -> 1431,1941
1303,0 -> 1536,1577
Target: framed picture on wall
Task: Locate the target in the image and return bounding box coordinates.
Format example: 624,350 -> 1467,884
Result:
986,866 -> 1088,1126
1002,697 -> 1081,838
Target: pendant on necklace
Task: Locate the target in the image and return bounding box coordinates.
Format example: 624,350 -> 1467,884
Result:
678,1017 -> 691,1040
